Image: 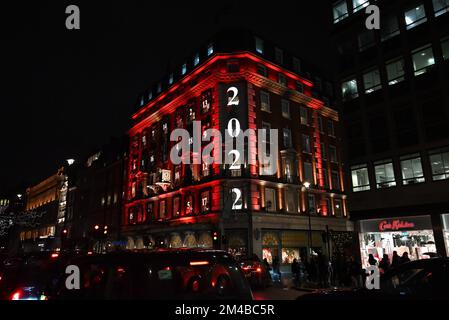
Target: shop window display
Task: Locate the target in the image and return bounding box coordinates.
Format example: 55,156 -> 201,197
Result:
359,216 -> 436,267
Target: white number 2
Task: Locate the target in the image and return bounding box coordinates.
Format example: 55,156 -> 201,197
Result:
227,87 -> 239,106
231,188 -> 243,210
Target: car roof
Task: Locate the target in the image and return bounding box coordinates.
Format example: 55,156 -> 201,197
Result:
69,249 -> 231,265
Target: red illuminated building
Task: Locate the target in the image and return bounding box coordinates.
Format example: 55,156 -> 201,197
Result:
123,31 -> 353,264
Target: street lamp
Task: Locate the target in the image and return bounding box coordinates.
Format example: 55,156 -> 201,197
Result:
66,159 -> 75,166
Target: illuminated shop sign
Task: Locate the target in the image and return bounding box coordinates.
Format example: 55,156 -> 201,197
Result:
378,220 -> 415,231
360,215 -> 432,233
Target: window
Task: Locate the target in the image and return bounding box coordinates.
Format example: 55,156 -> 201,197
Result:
275,47 -> 284,64
278,73 -> 287,86
320,143 -> 327,160
283,129 -> 292,148
281,99 -> 290,118
433,0 -> 449,16
168,73 -> 174,85
265,188 -> 276,212
257,64 -> 267,77
442,37 -> 449,60
429,149 -> 449,180
386,58 -> 405,85
353,0 -> 369,12
185,194 -> 194,215
328,120 -> 335,136
329,145 -> 338,163
322,167 -> 329,188
293,57 -> 301,73
285,189 -> 296,213
194,54 -> 200,66
400,154 -> 425,184
173,197 -> 181,216
358,30 -> 375,51
341,78 -> 358,100
304,161 -> 314,183
334,199 -> 343,217
300,106 -> 308,125
302,134 -> 311,153
405,5 -> 427,30
318,117 -> 324,132
260,91 -> 270,112
261,122 -> 271,156
381,14 -> 400,41
412,45 -> 435,75
201,190 -> 210,213
296,81 -> 304,93
374,160 -> 396,188
333,1 -> 349,23
159,200 -> 167,219
332,171 -> 341,190
181,63 -> 187,75
363,68 -> 382,93
307,194 -> 316,214
351,164 -> 370,192
255,37 -> 264,54
207,43 -> 214,56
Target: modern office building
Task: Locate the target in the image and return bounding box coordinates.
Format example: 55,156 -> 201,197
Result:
331,0 -> 449,265
123,30 -> 353,265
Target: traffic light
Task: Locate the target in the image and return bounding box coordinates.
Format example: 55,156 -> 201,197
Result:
212,230 -> 220,249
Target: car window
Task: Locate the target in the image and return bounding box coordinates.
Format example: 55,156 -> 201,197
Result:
383,267 -> 437,296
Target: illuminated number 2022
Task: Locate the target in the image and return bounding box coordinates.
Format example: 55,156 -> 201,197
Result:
231,188 -> 243,210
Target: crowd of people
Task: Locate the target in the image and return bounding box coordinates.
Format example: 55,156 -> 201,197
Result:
263,250 -> 414,289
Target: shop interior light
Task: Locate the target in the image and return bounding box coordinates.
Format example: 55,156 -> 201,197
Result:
190,261 -> 209,266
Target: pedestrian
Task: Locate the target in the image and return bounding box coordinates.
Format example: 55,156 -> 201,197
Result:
368,254 -> 377,266
263,258 -> 272,282
379,254 -> 390,274
272,256 -> 281,283
349,257 -> 363,288
391,251 -> 400,268
291,258 -> 300,288
298,257 -> 306,288
400,252 -> 411,264
317,253 -> 329,288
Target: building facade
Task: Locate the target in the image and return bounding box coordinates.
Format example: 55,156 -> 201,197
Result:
331,0 -> 449,265
19,168 -> 68,252
65,138 -> 128,253
123,31 -> 353,265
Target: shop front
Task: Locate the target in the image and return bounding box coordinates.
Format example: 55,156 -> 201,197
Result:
261,230 -> 325,266
359,215 -> 437,267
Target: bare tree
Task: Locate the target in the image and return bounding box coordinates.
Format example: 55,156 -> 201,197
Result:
0,206 -> 44,237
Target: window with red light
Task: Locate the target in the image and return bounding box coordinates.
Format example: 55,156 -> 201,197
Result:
173,196 -> 181,217
200,190 -> 211,214
185,193 -> 194,215
201,89 -> 212,114
159,200 -> 167,220
128,207 -> 136,225
146,202 -> 154,222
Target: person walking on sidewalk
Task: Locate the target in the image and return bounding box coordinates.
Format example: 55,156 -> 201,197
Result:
291,258 -> 300,288
272,256 -> 281,283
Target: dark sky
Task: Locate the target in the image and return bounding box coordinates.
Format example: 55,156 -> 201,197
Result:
0,1 -> 332,195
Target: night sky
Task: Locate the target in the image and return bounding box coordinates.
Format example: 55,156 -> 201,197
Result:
0,1 -> 332,195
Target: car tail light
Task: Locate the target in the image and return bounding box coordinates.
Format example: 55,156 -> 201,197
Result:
51,253 -> 59,259
11,290 -> 21,300
256,267 -> 262,272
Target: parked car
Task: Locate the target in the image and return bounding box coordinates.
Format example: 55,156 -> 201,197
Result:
239,255 -> 271,289
1,252 -> 79,300
298,258 -> 449,300
53,249 -> 253,300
